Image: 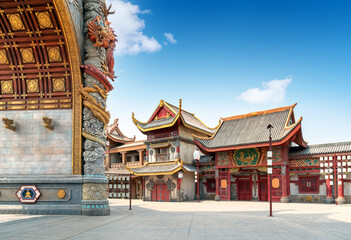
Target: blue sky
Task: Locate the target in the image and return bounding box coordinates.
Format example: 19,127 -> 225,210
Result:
106,0 -> 351,144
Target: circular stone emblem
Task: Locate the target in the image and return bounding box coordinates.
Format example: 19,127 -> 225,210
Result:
57,189 -> 66,199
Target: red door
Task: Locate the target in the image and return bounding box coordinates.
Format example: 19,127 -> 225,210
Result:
154,183 -> 169,202
259,181 -> 268,201
238,181 -> 252,200
219,171 -> 230,200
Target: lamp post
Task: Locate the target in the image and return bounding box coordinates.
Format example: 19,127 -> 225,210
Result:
194,149 -> 201,202
267,124 -> 273,217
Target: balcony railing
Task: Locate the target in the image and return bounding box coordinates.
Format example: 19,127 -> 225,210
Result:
156,154 -> 169,162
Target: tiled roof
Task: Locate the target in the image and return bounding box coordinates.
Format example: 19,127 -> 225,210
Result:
136,117 -> 175,130
130,163 -> 180,174
192,155 -> 214,164
196,106 -> 301,149
134,100 -> 216,135
289,141 -> 351,156
107,118 -> 135,143
112,140 -> 146,150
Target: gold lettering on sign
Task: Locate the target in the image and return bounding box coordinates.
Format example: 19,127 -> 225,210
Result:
36,11 -> 53,29
52,78 -> 65,92
0,49 -> 9,64
26,79 -> 39,93
47,46 -> 62,62
7,14 -> 25,31
1,80 -> 13,94
20,48 -> 35,63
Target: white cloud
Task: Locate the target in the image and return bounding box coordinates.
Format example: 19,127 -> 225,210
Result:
237,77 -> 293,104
106,0 -> 162,56
164,32 -> 177,44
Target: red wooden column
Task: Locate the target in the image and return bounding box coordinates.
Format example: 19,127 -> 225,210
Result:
121,152 -> 127,165
325,179 -> 333,203
107,140 -> 111,168
138,150 -> 144,166
281,171 -> 288,202
280,145 -> 290,203
337,179 -> 345,204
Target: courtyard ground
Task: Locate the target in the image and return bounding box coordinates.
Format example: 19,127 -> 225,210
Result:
0,199 -> 350,240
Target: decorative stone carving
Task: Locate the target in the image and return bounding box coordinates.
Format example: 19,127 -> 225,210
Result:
2,118 -> 15,131
42,117 -> 54,130
166,178 -> 176,191
82,0 -> 114,177
146,179 -> 155,191
82,183 -> 108,200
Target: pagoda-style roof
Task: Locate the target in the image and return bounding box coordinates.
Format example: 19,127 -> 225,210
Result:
194,103 -> 307,153
289,141 -> 351,157
107,118 -> 136,143
132,99 -> 220,135
127,160 -> 197,176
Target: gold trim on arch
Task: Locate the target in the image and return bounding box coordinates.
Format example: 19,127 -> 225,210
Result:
53,0 -> 82,175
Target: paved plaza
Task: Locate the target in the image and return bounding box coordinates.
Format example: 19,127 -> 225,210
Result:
0,200 -> 350,240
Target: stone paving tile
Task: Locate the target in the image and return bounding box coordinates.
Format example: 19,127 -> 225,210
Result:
0,200 -> 351,240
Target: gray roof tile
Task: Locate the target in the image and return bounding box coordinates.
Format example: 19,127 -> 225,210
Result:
130,163 -> 180,174
196,110 -> 298,149
289,141 -> 351,156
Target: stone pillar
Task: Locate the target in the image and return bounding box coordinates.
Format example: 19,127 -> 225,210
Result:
325,179 -> 334,203
252,170 -> 258,200
215,169 -> 220,201
81,0 -> 118,216
337,180 -> 346,204
138,150 -> 144,166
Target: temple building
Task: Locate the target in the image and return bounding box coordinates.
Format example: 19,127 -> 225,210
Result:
128,99 -> 220,201
194,104 -> 351,204
105,119 -> 146,199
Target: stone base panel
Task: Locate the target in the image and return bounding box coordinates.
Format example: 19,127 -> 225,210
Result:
0,175 -> 110,215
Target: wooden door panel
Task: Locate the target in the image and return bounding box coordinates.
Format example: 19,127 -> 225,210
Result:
259,181 -> 268,201
238,181 -> 252,200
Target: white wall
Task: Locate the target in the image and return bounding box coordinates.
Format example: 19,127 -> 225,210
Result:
0,110 -> 72,175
